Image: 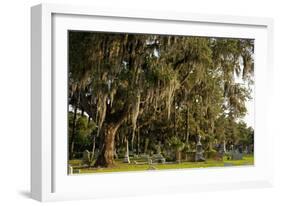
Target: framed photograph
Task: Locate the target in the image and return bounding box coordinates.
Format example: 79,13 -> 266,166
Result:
31,3 -> 274,201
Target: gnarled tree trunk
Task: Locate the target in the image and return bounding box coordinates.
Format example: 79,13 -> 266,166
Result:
93,105 -> 129,168
94,124 -> 118,167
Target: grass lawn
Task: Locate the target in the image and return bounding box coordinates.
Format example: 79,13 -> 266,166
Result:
69,155 -> 254,174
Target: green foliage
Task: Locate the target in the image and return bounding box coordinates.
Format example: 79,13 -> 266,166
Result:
168,136 -> 185,151
68,31 -> 254,166
68,112 -> 96,147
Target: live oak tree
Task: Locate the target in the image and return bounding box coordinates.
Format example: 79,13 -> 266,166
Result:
68,31 -> 254,167
69,33 -> 181,167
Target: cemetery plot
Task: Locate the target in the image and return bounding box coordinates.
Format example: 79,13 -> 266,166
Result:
68,31 -> 254,174
69,155 -> 254,174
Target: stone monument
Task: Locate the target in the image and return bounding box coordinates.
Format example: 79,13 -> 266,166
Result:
82,150 -> 91,165
195,135 -> 205,162
123,138 -> 130,163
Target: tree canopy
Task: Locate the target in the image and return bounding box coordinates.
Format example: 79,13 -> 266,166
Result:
68,31 -> 254,167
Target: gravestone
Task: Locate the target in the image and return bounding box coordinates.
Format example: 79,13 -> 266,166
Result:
123,155 -> 130,163
132,154 -> 151,165
152,154 -> 166,164
223,140 -> 227,153
244,146 -> 249,154
83,150 -> 91,165
195,135 -> 205,162
232,151 -> 243,160
229,149 -> 243,160
218,142 -> 225,156
140,154 -> 150,159
156,141 -> 162,155
123,139 -> 130,163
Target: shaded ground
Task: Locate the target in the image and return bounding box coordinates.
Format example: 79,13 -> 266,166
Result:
69,155 -> 254,174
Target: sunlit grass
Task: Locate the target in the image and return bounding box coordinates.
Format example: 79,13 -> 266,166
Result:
68,155 -> 254,174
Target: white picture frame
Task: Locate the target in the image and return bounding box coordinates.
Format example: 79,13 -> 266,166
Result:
31,3 -> 274,202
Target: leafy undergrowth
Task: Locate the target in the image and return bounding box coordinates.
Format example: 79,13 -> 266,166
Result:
68,155 -> 254,174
